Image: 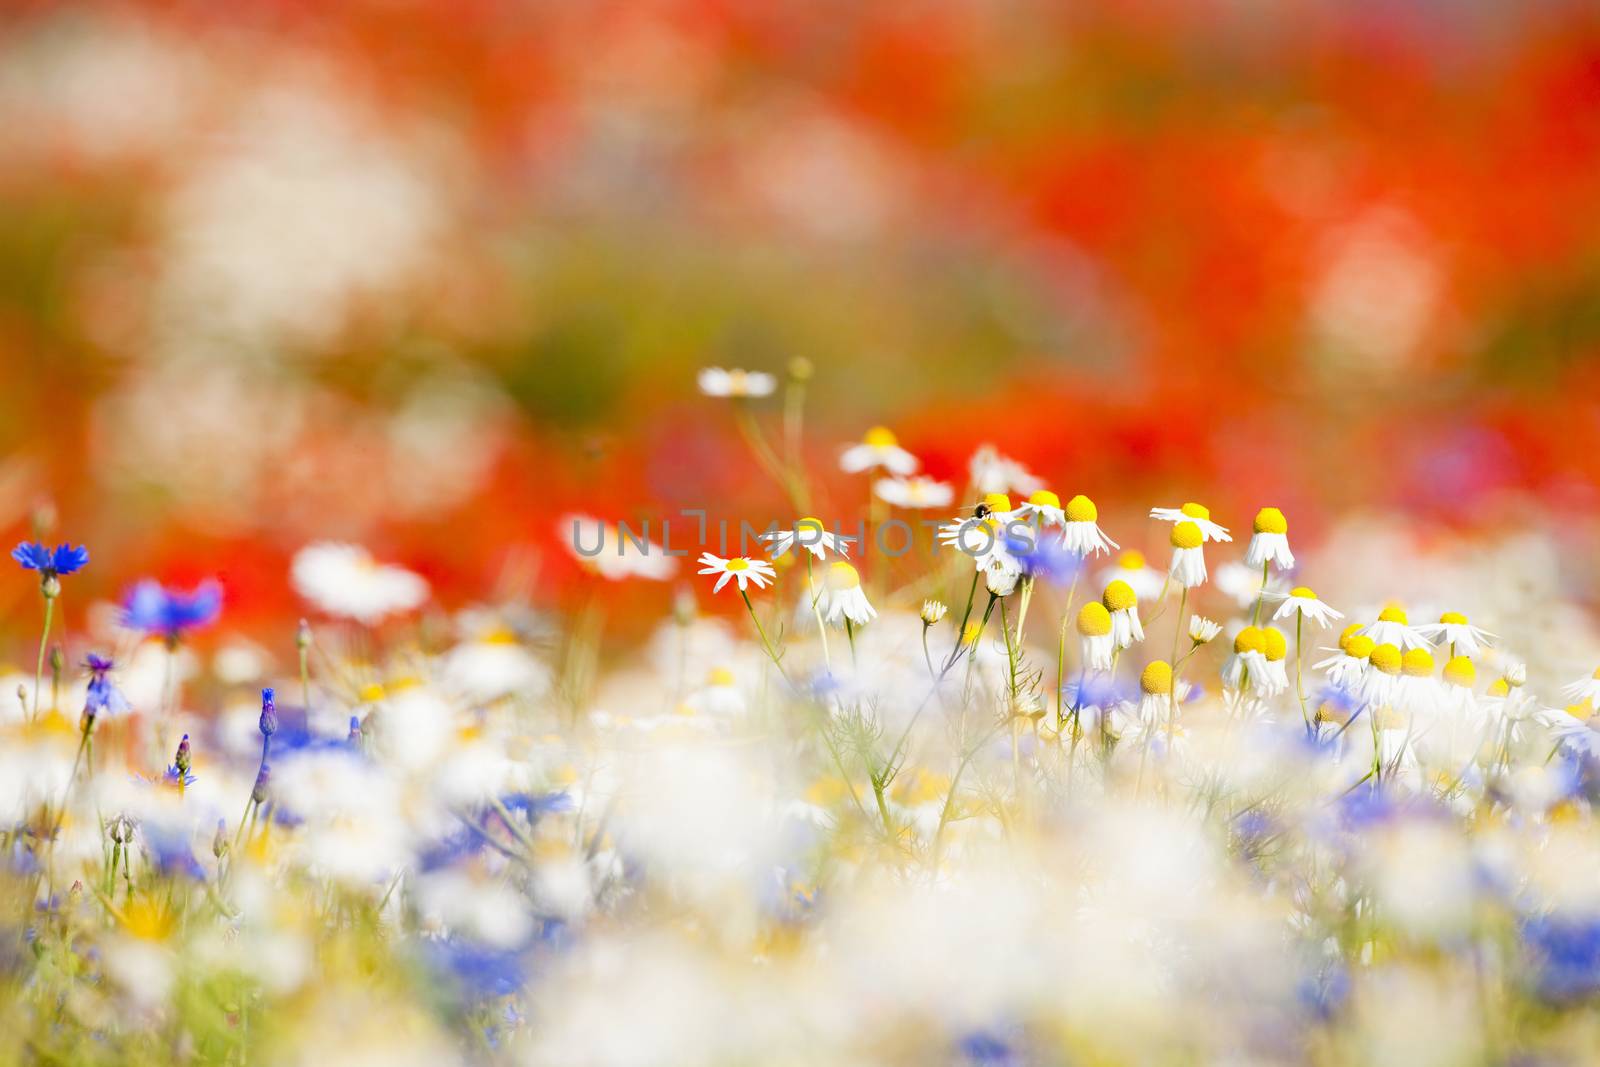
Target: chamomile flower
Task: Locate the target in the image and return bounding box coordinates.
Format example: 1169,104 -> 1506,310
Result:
1315,629 -> 1376,691
1136,660 -> 1174,730
291,543 -> 429,623
560,515 -> 677,581
1244,507 -> 1295,570
1168,521 -> 1208,588
1149,503 -> 1232,543
839,426 -> 918,475
1416,612 -> 1494,657
1188,615 -> 1223,645
1077,602 -> 1115,672
1099,549 -> 1166,600
1356,605 -> 1430,650
968,444 -> 1043,496
1560,667 -> 1600,706
820,562 -> 876,627
1440,655 -> 1478,715
1060,495 -> 1118,558
920,600 -> 948,625
1269,587 -> 1345,628
1102,580 -> 1144,650
873,476 -> 954,509
697,367 -> 776,398
1222,627 -> 1269,692
1396,647 -> 1440,712
1258,627 -> 1290,696
695,553 -> 776,595
1015,490 -> 1067,528
1362,643 -> 1405,706
938,507 -> 1023,572
760,517 -> 855,560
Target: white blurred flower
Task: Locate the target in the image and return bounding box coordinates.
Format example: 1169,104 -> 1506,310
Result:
291,542 -> 429,624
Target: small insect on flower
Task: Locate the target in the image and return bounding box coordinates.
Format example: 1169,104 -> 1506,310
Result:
122,580 -> 223,643
697,366 -> 777,398
1102,580 -> 1144,650
820,562 -> 876,627
840,426 -> 919,475
12,541 -> 89,583
1169,521 -> 1208,588
761,517 -> 855,560
696,553 -> 777,594
1244,507 -> 1295,571
1077,602 -> 1115,672
1356,604 -> 1430,650
938,506 -> 1021,573
291,542 -> 430,623
920,600 -> 948,626
968,444 -> 1043,496
1416,612 -> 1495,657
1188,615 -> 1223,645
1270,587 -> 1345,628
1149,503 -> 1232,543
874,476 -> 955,509
1060,495 -> 1119,559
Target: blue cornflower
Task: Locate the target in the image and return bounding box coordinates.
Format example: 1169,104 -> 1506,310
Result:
12,541 -> 89,580
121,579 -> 222,642
164,733 -> 196,788
1004,530 -> 1083,586
143,823 -> 205,881
1522,914 -> 1600,1003
83,653 -> 131,721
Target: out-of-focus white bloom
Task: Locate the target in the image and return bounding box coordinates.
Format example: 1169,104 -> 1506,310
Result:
1560,666 -> 1600,706
1243,507 -> 1295,571
760,517 -> 854,560
968,444 -> 1043,496
1149,502 -> 1231,542
1269,586 -> 1344,628
1214,560 -> 1281,608
839,426 -> 917,475
291,542 -> 429,624
441,626 -> 551,703
1168,521 -> 1207,589
561,515 -> 677,581
697,367 -> 776,398
820,562 -> 876,627
1357,605 -> 1431,651
1416,612 -> 1494,657
696,553 -> 776,594
687,667 -> 745,717
874,475 -> 954,509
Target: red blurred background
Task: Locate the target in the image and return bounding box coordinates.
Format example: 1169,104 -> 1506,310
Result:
5,0 -> 1600,637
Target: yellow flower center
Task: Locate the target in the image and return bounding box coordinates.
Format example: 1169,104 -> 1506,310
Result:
1233,626 -> 1265,655
1065,494 -> 1098,523
1566,703 -> 1591,720
725,558 -> 750,572
1103,580 -> 1138,612
1028,489 -> 1061,509
982,493 -> 1013,514
1591,665 -> 1600,680
1171,521 -> 1203,550
1344,635 -> 1376,660
1369,643 -> 1402,675
1443,656 -> 1475,688
1262,627 -> 1287,661
961,620 -> 983,646
827,561 -> 860,589
1377,605 -> 1409,624
1290,586 -> 1317,600
1487,678 -> 1510,697
1439,611 -> 1468,625
1118,549 -> 1146,570
1402,647 -> 1435,677
1253,507 -> 1288,535
1180,502 -> 1211,520
1140,660 -> 1173,695
863,426 -> 898,448
1077,602 -> 1113,637
796,516 -> 826,535
1337,623 -> 1363,652
707,667 -> 735,687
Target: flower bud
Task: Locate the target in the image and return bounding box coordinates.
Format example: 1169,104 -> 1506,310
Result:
296,618 -> 312,650
212,818 -> 229,859
259,688 -> 278,737
920,599 -> 948,626
174,734 -> 192,777
251,764 -> 270,805
41,575 -> 60,599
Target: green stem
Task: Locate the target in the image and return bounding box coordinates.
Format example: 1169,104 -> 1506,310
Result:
31,594 -> 54,722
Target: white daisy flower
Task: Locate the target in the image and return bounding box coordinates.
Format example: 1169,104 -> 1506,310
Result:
1214,560 -> 1284,608
760,517 -> 855,560
1356,605 -> 1431,650
938,509 -> 1024,572
689,667 -> 746,717
1149,502 -> 1232,543
920,600 -> 948,625
1168,521 -> 1207,589
984,558 -> 1021,598
1415,612 -> 1494,657
1015,489 -> 1067,527
1136,660 -> 1174,731
560,514 -> 678,581
968,444 -> 1043,496
819,562 -> 876,627
1258,627 -> 1290,696
1102,580 -> 1144,650
1243,506 -> 1295,571
1222,627 -> 1270,692
1077,603 -> 1116,672
1188,615 -> 1223,645
1269,586 -> 1344,628
1394,647 -> 1441,714
1438,654 -> 1478,716
695,553 -> 776,594
1061,494 -> 1118,558
840,426 -> 918,475
1361,643 -> 1404,707
290,542 -> 429,624
1099,549 -> 1166,601
1314,626 -> 1376,691
697,366 -> 776,398
873,476 -> 954,509
1560,666 -> 1600,706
